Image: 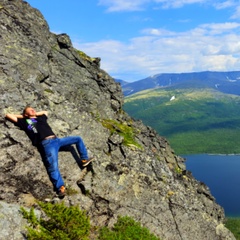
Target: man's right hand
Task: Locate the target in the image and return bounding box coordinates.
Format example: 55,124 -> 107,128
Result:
5,113 -> 23,122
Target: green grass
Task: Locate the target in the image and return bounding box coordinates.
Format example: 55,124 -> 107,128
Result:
98,216 -> 160,240
21,202 -> 159,240
101,119 -> 143,150
225,218 -> 240,240
124,88 -> 240,154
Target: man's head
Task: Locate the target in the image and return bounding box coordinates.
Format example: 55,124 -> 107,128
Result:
23,106 -> 37,118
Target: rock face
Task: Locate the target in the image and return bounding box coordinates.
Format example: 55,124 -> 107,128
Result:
0,1 -> 235,239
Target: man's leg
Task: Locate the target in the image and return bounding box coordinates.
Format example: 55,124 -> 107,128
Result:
58,136 -> 89,160
40,139 -> 65,193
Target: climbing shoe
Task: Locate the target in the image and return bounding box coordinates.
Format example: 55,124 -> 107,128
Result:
81,157 -> 94,167
57,186 -> 66,198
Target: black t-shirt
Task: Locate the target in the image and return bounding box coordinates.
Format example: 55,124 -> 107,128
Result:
14,114 -> 55,146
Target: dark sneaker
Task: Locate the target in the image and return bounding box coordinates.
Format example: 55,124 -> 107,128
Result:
57,186 -> 66,198
81,157 -> 94,167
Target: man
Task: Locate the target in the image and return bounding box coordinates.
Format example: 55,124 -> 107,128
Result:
5,106 -> 93,197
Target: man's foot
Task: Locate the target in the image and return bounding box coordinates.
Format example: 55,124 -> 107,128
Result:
57,186 -> 66,198
81,157 -> 94,167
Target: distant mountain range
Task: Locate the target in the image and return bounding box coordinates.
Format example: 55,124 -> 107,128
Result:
116,71 -> 240,96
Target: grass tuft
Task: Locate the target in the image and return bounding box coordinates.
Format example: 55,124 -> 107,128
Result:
101,119 -> 143,150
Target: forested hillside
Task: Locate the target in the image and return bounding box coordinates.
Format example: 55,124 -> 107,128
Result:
124,87 -> 240,154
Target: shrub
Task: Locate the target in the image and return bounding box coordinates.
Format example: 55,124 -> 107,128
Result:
21,203 -> 160,240
21,201 -> 90,240
98,216 -> 160,240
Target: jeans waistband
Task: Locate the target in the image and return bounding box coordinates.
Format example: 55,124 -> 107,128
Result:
43,135 -> 57,140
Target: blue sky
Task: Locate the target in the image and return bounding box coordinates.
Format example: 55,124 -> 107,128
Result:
25,0 -> 240,82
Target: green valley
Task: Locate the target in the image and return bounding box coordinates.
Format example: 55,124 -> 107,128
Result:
124,87 -> 240,155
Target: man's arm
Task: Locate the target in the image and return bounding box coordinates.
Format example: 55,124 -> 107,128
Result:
5,113 -> 23,123
36,111 -> 48,116
5,110 -> 48,122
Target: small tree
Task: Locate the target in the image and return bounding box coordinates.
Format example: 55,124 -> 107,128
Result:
21,201 -> 90,240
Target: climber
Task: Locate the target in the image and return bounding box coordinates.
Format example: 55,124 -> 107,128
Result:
5,106 -> 93,198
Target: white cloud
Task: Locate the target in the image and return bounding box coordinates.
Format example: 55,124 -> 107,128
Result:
213,1 -> 240,19
197,22 -> 240,35
98,0 -> 150,12
74,21 -> 240,81
214,0 -> 237,10
98,0 -> 208,12
98,0 -> 234,12
231,6 -> 240,19
141,28 -> 176,36
98,0 -> 240,12
153,0 -> 206,9
74,22 -> 240,81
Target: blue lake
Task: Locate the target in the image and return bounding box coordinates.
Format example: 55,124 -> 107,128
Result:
183,154 -> 240,217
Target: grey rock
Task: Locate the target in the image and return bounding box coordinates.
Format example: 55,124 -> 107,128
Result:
0,201 -> 27,240
57,33 -> 72,49
0,0 -> 235,239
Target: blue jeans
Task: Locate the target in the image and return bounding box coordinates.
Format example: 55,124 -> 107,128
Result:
39,136 -> 89,191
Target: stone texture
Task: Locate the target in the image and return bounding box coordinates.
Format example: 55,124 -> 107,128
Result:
0,0 -> 235,239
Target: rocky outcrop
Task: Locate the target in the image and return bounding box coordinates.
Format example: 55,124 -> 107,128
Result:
0,0 -> 235,239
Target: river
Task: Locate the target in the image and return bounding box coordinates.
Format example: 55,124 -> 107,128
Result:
183,154 -> 240,217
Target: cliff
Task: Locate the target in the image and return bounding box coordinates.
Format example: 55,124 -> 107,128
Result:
0,0 -> 235,239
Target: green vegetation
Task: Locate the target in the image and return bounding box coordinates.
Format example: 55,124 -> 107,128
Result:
77,50 -> 91,61
65,185 -> 79,195
44,89 -> 54,94
167,129 -> 240,154
124,88 -> 240,154
21,202 -> 90,239
21,202 -> 159,240
77,50 -> 96,62
99,216 -> 160,240
101,119 -> 143,150
225,218 -> 240,240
